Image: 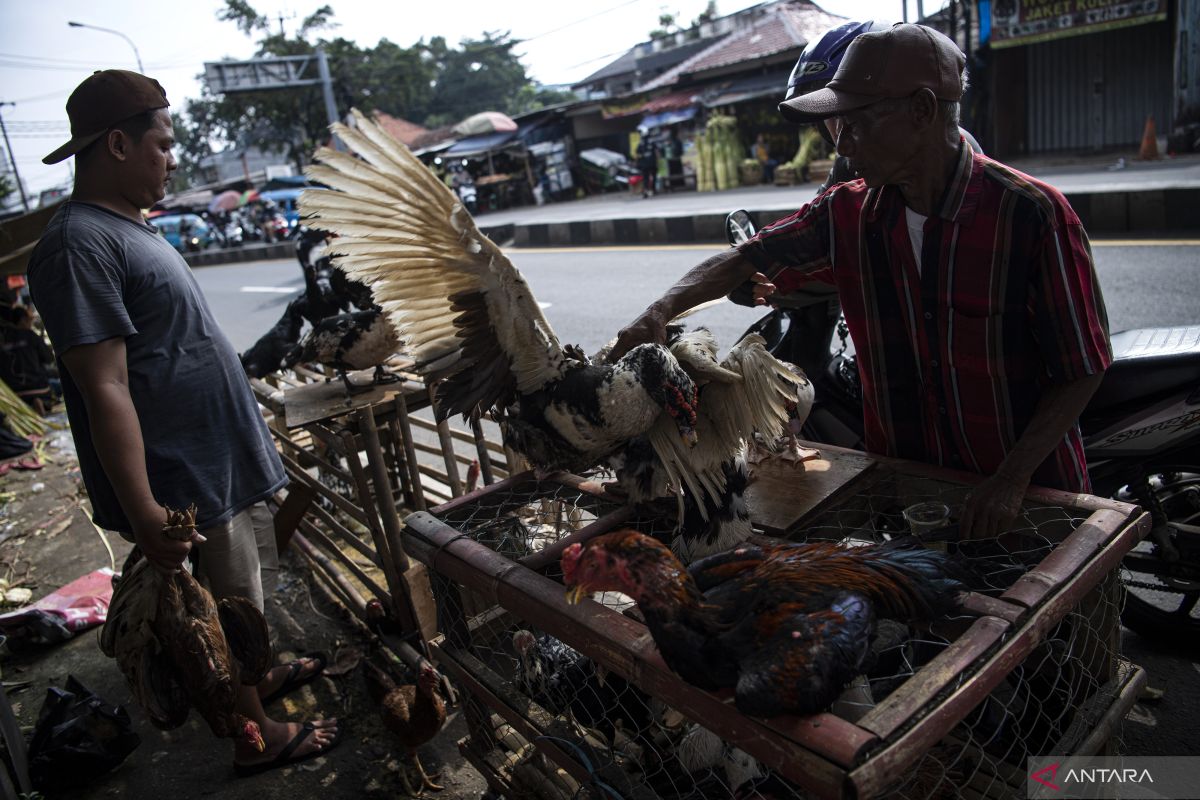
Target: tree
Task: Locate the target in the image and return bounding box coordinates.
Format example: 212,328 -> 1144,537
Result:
176,1 -> 534,176
693,2 -> 718,26
169,111 -> 211,193
181,2 -> 434,172
0,172 -> 14,207
509,84 -> 579,116
421,32 -> 532,126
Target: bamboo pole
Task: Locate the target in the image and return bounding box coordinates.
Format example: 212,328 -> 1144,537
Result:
393,392 -> 427,512
297,519 -> 391,602
358,405 -> 412,575
471,417 -> 495,486
292,530 -> 371,616
427,386 -> 464,497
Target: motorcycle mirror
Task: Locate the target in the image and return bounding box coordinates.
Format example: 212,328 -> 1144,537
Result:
726,210 -> 756,246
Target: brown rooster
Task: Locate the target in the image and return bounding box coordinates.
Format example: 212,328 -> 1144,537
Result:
100,506 -> 273,750
561,530 -> 964,718
364,660 -> 448,796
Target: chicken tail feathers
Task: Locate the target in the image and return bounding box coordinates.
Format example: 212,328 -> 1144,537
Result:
363,660 -> 397,704
217,597 -> 273,685
866,541 -> 968,619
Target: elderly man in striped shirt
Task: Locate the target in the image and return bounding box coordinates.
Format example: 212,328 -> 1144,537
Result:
611,23 -> 1111,541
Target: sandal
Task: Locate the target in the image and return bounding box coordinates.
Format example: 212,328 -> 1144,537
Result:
233,721 -> 341,777
12,457 -> 43,471
260,652 -> 328,705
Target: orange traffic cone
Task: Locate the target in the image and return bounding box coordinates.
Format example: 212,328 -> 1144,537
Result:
1139,115 -> 1160,161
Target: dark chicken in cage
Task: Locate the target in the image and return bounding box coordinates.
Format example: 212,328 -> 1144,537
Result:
561,529 -> 966,717
299,109 -> 812,562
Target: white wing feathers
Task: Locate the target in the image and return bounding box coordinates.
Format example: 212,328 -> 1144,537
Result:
299,108 -> 566,419
648,333 -> 802,519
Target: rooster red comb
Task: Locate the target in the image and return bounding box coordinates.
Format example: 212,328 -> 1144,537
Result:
561,529 -> 672,584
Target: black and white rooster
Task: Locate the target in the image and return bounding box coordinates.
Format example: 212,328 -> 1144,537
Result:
239,297 -> 305,379
282,308 -> 400,395
299,110 -> 805,558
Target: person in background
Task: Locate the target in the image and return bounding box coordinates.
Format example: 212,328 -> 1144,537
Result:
665,130 -> 684,192
27,69 -> 339,775
752,133 -> 778,183
611,25 -> 1110,542
636,136 -> 658,198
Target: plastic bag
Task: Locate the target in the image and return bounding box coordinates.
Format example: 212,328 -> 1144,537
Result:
26,675 -> 141,792
0,568 -> 115,644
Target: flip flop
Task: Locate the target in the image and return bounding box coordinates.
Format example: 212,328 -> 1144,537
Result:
233,720 -> 341,778
12,457 -> 43,471
260,652 -> 328,705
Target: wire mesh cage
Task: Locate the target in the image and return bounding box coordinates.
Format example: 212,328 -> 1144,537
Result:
403,459 -> 1150,800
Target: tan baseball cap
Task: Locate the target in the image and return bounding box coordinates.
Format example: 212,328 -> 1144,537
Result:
779,23 -> 964,123
42,69 -> 169,164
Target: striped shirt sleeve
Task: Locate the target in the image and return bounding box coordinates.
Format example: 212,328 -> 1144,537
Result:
1031,221 -> 1113,382
737,189 -> 837,294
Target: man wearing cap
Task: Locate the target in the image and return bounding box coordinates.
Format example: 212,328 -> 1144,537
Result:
611,24 -> 1111,541
27,70 -> 339,773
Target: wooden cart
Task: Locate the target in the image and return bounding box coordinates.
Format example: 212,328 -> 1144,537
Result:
403,444 -> 1150,800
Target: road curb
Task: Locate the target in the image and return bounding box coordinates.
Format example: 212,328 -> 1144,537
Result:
487,187 -> 1200,248
183,241 -> 294,268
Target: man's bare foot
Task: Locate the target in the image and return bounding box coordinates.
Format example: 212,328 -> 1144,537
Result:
233,718 -> 339,767
257,656 -> 323,701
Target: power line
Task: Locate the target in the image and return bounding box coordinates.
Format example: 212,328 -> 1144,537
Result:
522,0 -> 649,44
0,52 -> 109,66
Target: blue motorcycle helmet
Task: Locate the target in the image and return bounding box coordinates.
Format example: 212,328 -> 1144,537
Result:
780,20 -> 892,141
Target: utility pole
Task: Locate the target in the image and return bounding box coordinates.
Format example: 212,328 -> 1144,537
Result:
0,102 -> 30,213
316,47 -> 344,151
67,22 -> 144,73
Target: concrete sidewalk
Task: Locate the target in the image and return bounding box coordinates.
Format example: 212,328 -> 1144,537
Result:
184,153 -> 1200,266
474,153 -> 1200,247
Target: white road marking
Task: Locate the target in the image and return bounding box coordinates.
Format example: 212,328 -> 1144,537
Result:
539,301 -> 552,309
240,286 -> 299,293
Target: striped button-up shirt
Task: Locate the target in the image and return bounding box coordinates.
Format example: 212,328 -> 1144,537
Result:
739,142 -> 1111,492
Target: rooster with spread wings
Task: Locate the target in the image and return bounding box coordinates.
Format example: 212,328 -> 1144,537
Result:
299,110 -> 806,558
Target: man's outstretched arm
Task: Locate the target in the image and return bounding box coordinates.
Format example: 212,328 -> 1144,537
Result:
610,249 -> 766,360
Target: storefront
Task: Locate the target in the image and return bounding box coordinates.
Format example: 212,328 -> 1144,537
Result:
988,0 -> 1176,154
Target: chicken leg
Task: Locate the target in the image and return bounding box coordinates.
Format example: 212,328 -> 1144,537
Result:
408,748 -> 443,793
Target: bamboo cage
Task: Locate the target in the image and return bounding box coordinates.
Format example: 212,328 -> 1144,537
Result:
249,364 -> 511,644
400,453 -> 1151,800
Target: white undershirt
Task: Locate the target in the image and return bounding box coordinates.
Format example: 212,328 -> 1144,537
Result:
905,206 -> 927,276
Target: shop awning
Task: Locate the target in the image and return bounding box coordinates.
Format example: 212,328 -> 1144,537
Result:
638,106 -> 699,131
701,72 -> 788,108
443,131 -> 520,158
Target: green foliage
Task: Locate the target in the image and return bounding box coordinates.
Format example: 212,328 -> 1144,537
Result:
177,2 -> 539,177
0,171 -> 13,205
694,1 -> 718,25
421,31 -> 531,126
169,111 -> 211,192
509,84 -> 579,117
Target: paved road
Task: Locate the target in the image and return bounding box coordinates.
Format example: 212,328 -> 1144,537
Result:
202,240 -> 1200,355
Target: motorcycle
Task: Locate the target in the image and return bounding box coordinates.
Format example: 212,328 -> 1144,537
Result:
727,209 -> 1200,644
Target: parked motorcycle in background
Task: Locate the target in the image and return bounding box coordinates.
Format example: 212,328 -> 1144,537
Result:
726,209 -> 1200,645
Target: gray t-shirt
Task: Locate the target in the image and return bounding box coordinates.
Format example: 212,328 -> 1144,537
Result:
27,201 -> 286,534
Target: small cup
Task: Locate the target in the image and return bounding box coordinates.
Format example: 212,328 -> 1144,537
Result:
902,502 -> 951,550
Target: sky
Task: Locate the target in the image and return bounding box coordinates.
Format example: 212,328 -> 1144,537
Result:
1,0 -> 924,201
